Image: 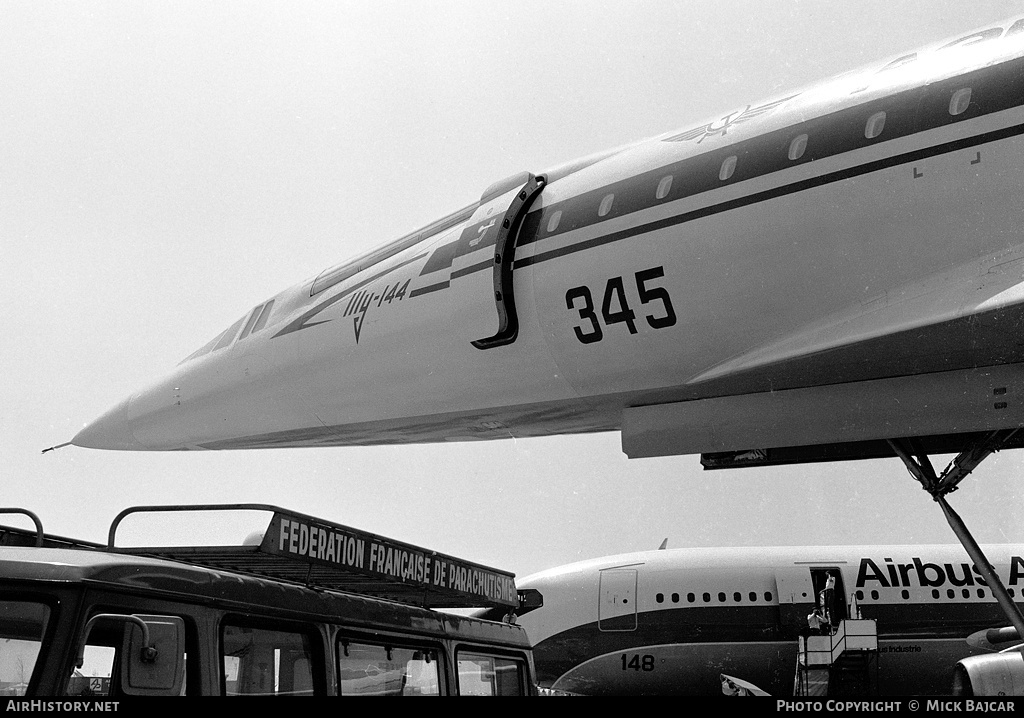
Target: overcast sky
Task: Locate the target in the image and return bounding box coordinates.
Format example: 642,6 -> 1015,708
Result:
4,1 -> 1024,581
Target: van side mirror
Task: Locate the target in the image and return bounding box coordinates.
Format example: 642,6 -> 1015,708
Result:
120,615 -> 185,696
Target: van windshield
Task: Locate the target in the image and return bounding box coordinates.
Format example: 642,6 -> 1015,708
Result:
0,601 -> 49,696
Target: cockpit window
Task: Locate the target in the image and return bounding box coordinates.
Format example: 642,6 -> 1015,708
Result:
212,316 -> 247,352
178,297 -> 277,365
179,315 -> 246,364
180,199 -> 480,365
180,333 -> 222,365
237,300 -> 275,342
249,300 -> 275,334
236,306 -> 263,343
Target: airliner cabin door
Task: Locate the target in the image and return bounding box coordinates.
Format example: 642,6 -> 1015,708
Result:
775,566 -> 816,636
598,567 -> 638,631
776,566 -> 849,636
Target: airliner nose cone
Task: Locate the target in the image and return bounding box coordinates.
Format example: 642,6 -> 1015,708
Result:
72,397 -> 146,450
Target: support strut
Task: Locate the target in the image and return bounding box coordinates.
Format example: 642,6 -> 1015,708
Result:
936,494 -> 1024,644
888,431 -> 1024,643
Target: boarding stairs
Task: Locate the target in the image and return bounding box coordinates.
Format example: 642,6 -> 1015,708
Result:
794,618 -> 879,696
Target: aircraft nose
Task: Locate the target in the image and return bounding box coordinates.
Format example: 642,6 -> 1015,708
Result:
72,396 -> 148,450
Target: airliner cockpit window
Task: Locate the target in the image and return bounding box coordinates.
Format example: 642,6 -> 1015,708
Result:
179,315 -> 246,364
249,300 -> 274,334
212,316 -> 246,352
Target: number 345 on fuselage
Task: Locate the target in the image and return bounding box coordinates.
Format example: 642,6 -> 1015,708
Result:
73,18 -> 1024,462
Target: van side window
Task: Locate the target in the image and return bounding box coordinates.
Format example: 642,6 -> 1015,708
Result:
67,617 -> 119,696
456,651 -> 526,696
221,623 -> 318,696
337,640 -> 440,696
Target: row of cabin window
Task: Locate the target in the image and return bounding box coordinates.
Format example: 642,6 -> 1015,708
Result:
545,87 -> 975,235
655,591 -> 775,605
856,586 -> 1019,602
654,577 -> 1014,606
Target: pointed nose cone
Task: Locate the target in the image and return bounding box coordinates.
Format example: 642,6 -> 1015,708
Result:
72,396 -> 148,450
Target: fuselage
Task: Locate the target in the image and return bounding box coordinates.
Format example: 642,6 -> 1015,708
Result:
74,18 -> 1024,453
512,544 -> 1024,696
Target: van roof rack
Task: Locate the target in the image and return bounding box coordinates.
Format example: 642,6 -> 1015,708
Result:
101,504 -> 519,610
0,508 -> 103,550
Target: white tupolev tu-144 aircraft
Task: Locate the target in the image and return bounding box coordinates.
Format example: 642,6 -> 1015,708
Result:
66,17 -> 1024,693
71,17 -> 1024,467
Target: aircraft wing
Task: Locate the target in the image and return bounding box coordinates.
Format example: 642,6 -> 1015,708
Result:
623,245 -> 1024,462
689,244 -> 1024,387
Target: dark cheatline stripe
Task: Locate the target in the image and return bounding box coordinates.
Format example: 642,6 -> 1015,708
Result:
274,252 -> 427,337
515,121 -> 1024,270
314,201 -> 478,296
409,280 -> 450,298
532,600 -> 1014,686
451,259 -> 494,280
516,53 -> 1024,252
289,51 -> 1024,304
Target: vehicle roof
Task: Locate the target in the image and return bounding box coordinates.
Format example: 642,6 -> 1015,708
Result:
0,546 -> 528,647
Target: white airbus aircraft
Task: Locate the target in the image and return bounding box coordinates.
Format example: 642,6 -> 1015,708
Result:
473,544 -> 1024,696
